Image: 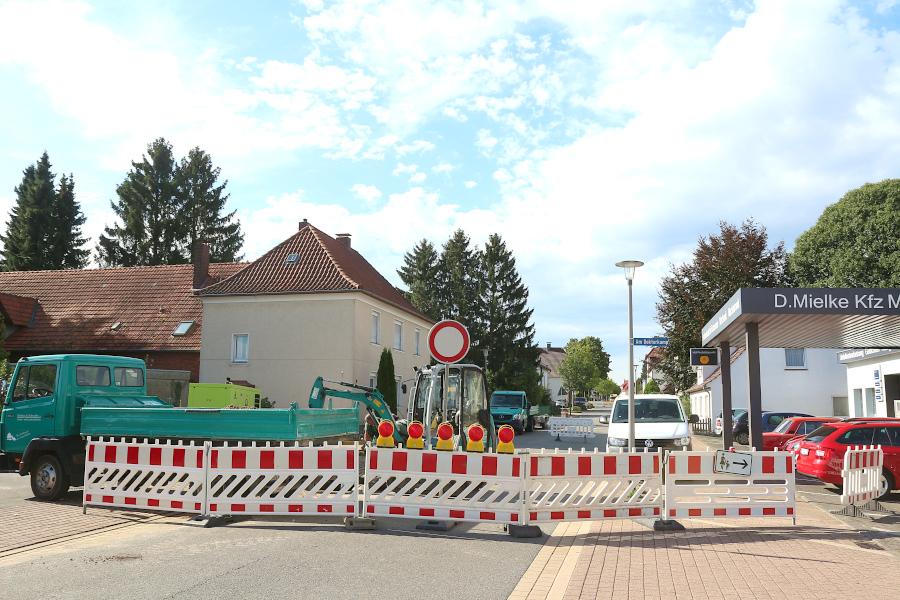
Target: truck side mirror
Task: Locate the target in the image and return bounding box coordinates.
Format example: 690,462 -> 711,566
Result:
689,414 -> 699,424
401,383 -> 407,394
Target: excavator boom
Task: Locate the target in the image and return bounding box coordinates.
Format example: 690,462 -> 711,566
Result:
308,377 -> 402,441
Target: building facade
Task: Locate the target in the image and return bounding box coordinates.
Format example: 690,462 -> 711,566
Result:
538,344 -> 566,402
196,221 -> 433,413
840,349 -> 900,418
688,347 -> 848,419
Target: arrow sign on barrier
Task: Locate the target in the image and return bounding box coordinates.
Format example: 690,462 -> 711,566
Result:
714,449 -> 753,476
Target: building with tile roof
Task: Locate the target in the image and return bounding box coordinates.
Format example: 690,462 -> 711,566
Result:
196,220 -> 433,412
0,258 -> 243,380
538,344 -> 566,401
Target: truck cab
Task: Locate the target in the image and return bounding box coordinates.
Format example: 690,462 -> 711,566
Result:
0,354 -> 162,499
490,391 -> 530,434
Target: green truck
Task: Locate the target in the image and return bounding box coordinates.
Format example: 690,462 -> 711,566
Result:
187,383 -> 259,408
489,390 -> 550,434
0,354 -> 359,500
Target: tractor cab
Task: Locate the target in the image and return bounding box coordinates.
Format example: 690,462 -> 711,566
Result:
406,364 -> 495,451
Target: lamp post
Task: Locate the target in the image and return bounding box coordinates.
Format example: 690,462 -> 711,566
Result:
615,260 -> 644,451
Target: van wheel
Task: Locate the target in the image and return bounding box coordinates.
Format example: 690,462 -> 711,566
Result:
30,454 -> 69,501
735,432 -> 749,446
878,470 -> 894,500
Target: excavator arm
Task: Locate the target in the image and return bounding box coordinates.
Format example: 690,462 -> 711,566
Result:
308,377 -> 404,442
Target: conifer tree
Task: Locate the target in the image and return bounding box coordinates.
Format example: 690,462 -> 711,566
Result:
376,348 -> 398,414
97,138 -> 183,266
176,148 -> 243,262
1,152 -> 89,271
397,239 -> 441,319
436,229 -> 481,328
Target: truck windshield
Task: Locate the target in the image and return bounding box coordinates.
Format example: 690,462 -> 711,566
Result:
612,398 -> 684,423
491,395 -> 523,408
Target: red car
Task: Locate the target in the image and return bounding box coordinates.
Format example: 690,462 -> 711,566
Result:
795,421 -> 900,499
762,417 -> 840,451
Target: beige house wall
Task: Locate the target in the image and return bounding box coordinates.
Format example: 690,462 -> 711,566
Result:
199,292 -> 432,416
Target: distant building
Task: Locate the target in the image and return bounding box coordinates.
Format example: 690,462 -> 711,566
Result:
642,347 -> 670,392
538,343 -> 566,402
839,349 -> 900,418
687,347 -> 848,420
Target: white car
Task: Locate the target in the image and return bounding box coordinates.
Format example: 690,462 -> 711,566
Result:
606,394 -> 692,451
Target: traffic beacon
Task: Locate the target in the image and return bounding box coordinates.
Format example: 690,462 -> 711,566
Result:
466,423 -> 485,452
496,424 -> 516,454
376,419 -> 395,448
435,421 -> 455,451
406,421 -> 425,449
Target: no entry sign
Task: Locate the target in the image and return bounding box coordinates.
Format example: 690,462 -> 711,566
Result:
428,320 -> 470,364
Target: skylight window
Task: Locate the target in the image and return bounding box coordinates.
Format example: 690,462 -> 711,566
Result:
173,321 -> 194,336
110,322 -> 122,331
285,253 -> 299,265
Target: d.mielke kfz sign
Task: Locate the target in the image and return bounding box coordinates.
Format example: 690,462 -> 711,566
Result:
428,320 -> 470,364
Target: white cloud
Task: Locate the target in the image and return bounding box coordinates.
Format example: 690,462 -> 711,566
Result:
350,184 -> 382,205
409,172 -> 427,184
392,162 -> 418,176
395,139 -> 436,155
464,180 -> 477,189
433,162 -> 454,174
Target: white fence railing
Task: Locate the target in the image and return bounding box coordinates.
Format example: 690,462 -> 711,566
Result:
841,445 -> 883,507
548,417 -> 596,439
665,450 -> 796,520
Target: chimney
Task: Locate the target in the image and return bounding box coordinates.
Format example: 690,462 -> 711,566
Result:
299,218 -> 309,230
336,233 -> 351,249
546,342 -> 551,349
193,241 -> 210,289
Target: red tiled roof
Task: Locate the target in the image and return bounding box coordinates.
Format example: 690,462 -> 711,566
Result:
0,292 -> 37,326
0,263 -> 244,353
539,347 -> 566,377
198,222 -> 429,320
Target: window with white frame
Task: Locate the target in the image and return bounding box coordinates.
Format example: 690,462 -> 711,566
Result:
368,373 -> 376,389
232,334 -> 249,363
414,329 -> 421,355
784,348 -> 806,369
371,311 -> 380,344
394,320 -> 403,351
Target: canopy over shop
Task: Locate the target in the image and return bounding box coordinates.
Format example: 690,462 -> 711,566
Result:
701,288 -> 900,448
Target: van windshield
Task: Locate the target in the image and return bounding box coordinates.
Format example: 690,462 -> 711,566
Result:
612,398 -> 684,423
491,395 -> 523,408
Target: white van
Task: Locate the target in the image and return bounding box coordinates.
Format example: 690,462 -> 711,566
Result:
606,394 -> 692,451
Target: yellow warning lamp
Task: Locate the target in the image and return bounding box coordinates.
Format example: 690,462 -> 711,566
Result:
406,421 -> 425,449
435,421 -> 455,451
496,424 -> 516,454
466,423 -> 485,453
376,419 -> 395,448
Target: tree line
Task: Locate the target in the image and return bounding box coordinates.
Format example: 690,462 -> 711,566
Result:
657,178 -> 900,392
0,138 -> 244,272
397,230 -> 545,403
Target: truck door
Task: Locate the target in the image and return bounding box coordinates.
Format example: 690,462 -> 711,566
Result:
1,364 -> 60,455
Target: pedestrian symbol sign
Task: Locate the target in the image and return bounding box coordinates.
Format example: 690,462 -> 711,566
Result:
714,450 -> 752,476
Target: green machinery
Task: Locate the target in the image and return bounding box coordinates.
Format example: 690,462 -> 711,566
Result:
187,383 -> 259,408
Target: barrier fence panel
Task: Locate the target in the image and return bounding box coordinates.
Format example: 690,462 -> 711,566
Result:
548,417 -> 596,439
363,447 -> 524,524
83,437 -> 208,513
525,449 -> 662,523
206,442 -> 358,516
665,450 -> 795,519
841,445 -> 883,507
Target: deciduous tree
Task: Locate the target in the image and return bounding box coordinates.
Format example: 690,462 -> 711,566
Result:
560,337 -> 611,397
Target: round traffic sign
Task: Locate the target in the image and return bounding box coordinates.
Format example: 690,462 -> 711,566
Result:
428,320 -> 470,364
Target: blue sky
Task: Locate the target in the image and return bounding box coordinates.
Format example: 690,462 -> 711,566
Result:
3,0 -> 900,384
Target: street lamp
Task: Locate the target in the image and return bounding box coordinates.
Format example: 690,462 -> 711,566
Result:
615,259 -> 644,451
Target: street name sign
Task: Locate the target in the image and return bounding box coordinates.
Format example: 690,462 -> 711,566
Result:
714,450 -> 752,476
633,336 -> 669,347
428,320 -> 470,364
690,347 -> 719,366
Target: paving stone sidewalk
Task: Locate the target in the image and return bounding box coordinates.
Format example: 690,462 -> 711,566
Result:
508,501 -> 899,600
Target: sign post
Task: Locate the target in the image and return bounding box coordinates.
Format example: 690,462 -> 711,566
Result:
427,320 -> 471,450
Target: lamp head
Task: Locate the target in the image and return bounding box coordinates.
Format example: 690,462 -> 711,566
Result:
615,260 -> 644,281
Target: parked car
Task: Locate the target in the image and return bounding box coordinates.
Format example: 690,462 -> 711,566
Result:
796,421 -> 900,499
732,411 -> 814,446
606,394 -> 691,451
574,397 -> 588,408
714,409 -> 747,435
762,417 -> 840,451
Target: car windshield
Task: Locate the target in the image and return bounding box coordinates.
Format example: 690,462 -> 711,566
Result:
491,395 -> 522,408
612,398 -> 683,423
805,426 -> 836,443
773,418 -> 795,433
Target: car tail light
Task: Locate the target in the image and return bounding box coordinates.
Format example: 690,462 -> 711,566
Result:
815,449 -> 826,458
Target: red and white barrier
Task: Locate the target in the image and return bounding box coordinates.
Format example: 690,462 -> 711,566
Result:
841,445 -> 883,507
206,442 -> 358,516
525,449 -> 662,522
664,450 -> 795,520
363,447 -> 524,524
83,437 -> 208,513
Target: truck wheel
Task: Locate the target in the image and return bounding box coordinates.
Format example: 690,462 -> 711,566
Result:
30,454 -> 69,501
526,417 -> 534,433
